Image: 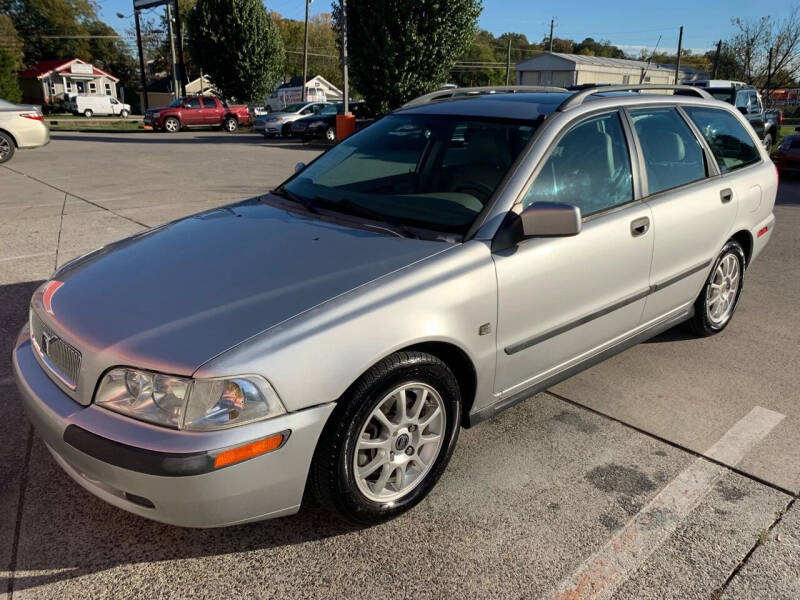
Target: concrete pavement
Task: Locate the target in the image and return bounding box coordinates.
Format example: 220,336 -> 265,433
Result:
1,132 -> 798,599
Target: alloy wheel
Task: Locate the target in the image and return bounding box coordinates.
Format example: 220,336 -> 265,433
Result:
353,382 -> 446,503
0,136 -> 10,161
706,253 -> 740,326
165,119 -> 179,132
325,127 -> 336,142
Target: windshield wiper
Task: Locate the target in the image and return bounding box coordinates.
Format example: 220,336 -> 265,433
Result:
271,187 -> 318,214
327,198 -> 418,239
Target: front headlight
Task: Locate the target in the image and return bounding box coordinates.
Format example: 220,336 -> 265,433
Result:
95,368 -> 285,430
151,112 -> 160,119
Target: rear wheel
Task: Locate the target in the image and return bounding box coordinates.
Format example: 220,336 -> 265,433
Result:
762,133 -> 773,150
310,351 -> 461,524
163,117 -> 180,133
83,109 -> 93,118
0,132 -> 15,164
223,116 -> 238,132
688,240 -> 745,336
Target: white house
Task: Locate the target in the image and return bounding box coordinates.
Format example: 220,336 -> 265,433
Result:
18,58 -> 120,106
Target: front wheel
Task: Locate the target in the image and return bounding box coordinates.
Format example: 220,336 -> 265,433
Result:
688,240 -> 745,336
223,117 -> 238,132
83,109 -> 93,118
163,117 -> 180,133
120,109 -> 129,118
324,126 -> 336,142
310,351 -> 461,524
762,133 -> 773,150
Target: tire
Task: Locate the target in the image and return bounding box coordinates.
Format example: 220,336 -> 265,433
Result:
223,116 -> 238,132
163,117 -> 180,133
762,133 -> 772,150
688,240 -> 746,337
120,109 -> 129,118
83,109 -> 93,118
325,126 -> 336,142
310,351 -> 461,524
282,123 -> 292,137
0,131 -> 15,164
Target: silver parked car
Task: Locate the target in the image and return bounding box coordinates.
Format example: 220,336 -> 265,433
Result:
0,99 -> 49,163
253,101 -> 329,138
13,85 -> 777,527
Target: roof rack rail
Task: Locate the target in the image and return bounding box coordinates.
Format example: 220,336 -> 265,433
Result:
399,85 -> 568,109
556,84 -> 712,112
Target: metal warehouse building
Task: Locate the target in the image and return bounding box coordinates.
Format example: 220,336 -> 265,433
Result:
515,52 -> 680,87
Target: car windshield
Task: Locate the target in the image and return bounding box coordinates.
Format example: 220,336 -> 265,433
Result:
707,88 -> 735,104
281,114 -> 539,235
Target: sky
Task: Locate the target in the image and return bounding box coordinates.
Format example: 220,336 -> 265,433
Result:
101,0 -> 795,58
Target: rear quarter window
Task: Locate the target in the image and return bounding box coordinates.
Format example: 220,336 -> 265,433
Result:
683,106 -> 761,173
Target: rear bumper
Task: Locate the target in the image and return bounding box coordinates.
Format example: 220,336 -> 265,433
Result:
15,120 -> 49,149
12,331 -> 335,528
749,212 -> 775,265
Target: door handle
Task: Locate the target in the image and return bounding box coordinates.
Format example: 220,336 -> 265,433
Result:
630,216 -> 650,237
720,188 -> 733,204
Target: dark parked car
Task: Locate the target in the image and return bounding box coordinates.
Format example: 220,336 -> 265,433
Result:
771,127 -> 800,176
291,101 -> 375,142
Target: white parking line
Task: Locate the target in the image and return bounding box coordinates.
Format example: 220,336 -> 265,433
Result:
548,406 -> 785,600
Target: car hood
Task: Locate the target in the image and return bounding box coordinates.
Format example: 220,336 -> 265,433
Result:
47,198 -> 448,375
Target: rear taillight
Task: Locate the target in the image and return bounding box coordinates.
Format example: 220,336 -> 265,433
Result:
19,112 -> 44,121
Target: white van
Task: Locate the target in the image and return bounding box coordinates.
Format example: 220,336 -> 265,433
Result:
72,95 -> 131,118
264,87 -> 326,112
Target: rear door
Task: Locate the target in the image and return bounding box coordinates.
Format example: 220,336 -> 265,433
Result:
199,97 -> 220,125
629,106 -> 741,323
493,110 -> 654,395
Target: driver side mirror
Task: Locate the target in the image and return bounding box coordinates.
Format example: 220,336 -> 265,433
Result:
493,202 -> 581,252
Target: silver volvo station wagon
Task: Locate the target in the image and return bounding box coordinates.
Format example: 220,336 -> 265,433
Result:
13,85 -> 777,527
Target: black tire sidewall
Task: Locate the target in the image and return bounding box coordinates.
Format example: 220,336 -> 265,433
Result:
0,132 -> 14,163
316,353 -> 461,524
694,240 -> 746,335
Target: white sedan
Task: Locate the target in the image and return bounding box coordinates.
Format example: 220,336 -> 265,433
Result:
0,99 -> 49,163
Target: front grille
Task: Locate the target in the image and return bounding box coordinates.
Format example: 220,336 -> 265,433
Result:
30,309 -> 81,390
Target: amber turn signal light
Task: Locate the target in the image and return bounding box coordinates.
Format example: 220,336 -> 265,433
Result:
213,433 -> 286,469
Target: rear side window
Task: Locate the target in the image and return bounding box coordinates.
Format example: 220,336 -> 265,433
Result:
522,111 -> 633,216
682,106 -> 761,173
629,107 -> 707,195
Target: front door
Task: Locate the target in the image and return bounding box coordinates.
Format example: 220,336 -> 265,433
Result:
182,96 -> 203,125
493,110 -> 654,395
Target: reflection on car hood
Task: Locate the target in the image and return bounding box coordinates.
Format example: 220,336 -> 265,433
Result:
49,198 -> 448,374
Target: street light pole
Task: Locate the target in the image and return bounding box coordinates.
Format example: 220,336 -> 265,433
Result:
166,1 -> 180,100
172,0 -> 186,96
134,9 -> 149,112
302,0 -> 310,102
341,0 -> 349,115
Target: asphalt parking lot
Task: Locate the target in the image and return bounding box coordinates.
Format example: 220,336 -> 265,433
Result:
1,131 -> 799,600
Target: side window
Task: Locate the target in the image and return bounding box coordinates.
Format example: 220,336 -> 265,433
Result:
187,97 -> 202,108
629,107 -> 706,195
682,106 -> 761,173
522,111 -> 633,216
735,91 -> 748,109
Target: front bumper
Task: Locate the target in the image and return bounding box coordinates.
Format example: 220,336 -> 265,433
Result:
12,331 -> 335,528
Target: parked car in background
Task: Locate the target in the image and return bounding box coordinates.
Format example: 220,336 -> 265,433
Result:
253,102 -> 330,138
771,127 -> 800,176
13,85 -> 776,528
69,95 -> 131,118
687,80 -> 778,149
144,96 -> 251,133
291,101 -> 374,142
0,99 -> 49,164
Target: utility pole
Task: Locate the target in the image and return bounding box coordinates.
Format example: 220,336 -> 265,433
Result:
166,1 -> 180,100
765,46 -> 773,107
341,0 -> 349,114
674,26 -> 683,84
302,0 -> 310,102
172,0 -> 186,96
548,18 -> 554,52
712,40 -> 722,79
134,9 -> 148,112
505,38 -> 511,85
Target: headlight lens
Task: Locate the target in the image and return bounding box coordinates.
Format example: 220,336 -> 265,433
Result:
151,112 -> 160,118
95,368 -> 285,430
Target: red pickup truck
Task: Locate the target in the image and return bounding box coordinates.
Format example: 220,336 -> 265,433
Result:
144,96 -> 251,133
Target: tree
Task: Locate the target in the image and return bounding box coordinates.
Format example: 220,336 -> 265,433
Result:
334,0 -> 482,113
188,0 -> 285,101
0,14 -> 24,68
274,12 -> 342,88
0,46 -> 22,101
